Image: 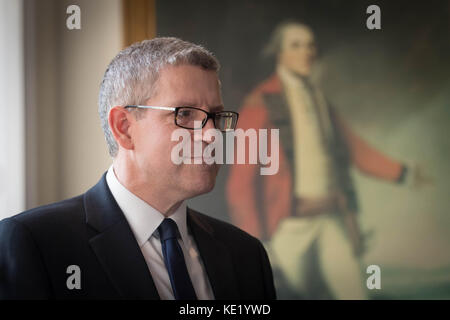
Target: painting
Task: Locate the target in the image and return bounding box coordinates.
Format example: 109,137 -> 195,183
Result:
148,0 -> 450,299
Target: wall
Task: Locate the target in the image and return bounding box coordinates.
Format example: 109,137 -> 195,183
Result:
0,0 -> 25,218
26,0 -> 123,208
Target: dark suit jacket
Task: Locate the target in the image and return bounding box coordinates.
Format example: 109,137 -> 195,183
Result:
0,173 -> 276,300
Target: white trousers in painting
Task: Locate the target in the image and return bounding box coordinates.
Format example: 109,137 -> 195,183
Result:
266,213 -> 367,299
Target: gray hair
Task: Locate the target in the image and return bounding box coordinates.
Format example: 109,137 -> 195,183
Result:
98,37 -> 220,157
263,21 -> 313,58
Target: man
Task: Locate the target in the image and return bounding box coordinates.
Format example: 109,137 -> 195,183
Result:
226,22 -> 423,299
0,37 -> 276,300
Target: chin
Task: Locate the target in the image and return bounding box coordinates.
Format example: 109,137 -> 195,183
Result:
184,182 -> 215,199
197,173 -> 217,192
293,67 -> 312,77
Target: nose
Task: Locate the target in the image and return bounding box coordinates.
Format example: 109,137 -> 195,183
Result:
201,117 -> 216,144
203,116 -> 216,130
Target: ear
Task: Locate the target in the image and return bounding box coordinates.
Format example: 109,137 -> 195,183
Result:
108,106 -> 135,151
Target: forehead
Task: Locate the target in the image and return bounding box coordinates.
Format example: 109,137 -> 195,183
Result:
158,64 -> 218,84
152,64 -> 221,105
281,26 -> 315,45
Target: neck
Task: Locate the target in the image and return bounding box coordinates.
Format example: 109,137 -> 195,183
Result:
277,64 -> 310,82
112,157 -> 184,217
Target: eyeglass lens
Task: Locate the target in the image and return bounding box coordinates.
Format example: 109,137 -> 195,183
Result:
176,108 -> 237,131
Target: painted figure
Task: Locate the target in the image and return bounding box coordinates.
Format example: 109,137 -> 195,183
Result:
226,22 -> 426,299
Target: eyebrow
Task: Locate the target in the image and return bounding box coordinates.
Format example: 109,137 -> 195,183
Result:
209,105 -> 224,112
171,102 -> 224,112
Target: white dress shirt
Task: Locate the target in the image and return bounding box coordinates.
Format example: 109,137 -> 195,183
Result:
105,166 -> 215,300
278,66 -> 336,198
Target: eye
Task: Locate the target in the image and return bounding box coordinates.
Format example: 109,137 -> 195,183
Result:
178,109 -> 193,118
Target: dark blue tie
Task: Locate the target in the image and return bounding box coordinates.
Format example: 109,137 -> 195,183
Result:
158,218 -> 197,300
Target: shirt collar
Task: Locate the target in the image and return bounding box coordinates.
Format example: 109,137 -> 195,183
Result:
277,65 -> 307,88
105,165 -> 189,247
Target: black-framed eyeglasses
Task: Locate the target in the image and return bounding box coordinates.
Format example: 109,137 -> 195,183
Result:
124,105 -> 239,132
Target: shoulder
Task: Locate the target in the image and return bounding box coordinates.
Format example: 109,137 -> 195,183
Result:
244,75 -> 282,102
239,75 -> 283,124
251,74 -> 283,96
0,194 -> 85,239
0,197 -> 86,299
188,207 -> 263,250
188,208 -> 276,299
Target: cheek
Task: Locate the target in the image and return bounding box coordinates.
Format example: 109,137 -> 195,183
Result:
135,125 -> 173,161
282,51 -> 300,66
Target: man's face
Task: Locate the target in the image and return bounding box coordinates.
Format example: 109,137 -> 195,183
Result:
278,25 -> 317,76
131,64 -> 223,200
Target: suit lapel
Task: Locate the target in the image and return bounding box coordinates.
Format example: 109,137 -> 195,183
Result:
84,173 -> 160,300
187,207 -> 239,299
